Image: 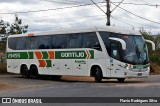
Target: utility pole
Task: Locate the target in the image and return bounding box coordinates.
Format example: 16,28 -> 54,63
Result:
106,0 -> 110,26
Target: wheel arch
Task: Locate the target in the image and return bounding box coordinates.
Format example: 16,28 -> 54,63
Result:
29,64 -> 38,70
90,64 -> 103,77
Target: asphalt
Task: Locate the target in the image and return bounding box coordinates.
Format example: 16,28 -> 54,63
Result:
0,75 -> 160,106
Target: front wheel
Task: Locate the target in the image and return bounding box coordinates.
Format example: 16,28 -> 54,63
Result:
30,66 -> 39,79
94,67 -> 103,83
117,78 -> 125,83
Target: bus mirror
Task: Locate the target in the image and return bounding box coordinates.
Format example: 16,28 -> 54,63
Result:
109,37 -> 126,50
145,39 -> 155,51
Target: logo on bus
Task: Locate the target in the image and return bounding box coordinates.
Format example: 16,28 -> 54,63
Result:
55,50 -> 94,59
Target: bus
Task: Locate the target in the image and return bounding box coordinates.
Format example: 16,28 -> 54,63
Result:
6,26 -> 155,83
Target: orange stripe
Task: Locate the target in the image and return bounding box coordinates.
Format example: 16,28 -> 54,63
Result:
38,60 -> 46,67
35,52 -> 42,59
48,51 -> 54,59
86,50 -> 90,59
28,33 -> 34,36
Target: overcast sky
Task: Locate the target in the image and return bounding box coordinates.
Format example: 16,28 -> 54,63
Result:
0,0 -> 160,35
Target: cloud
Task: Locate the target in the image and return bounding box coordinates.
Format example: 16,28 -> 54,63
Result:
0,0 -> 38,4
0,0 -> 159,34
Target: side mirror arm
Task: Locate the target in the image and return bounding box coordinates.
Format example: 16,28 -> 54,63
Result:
145,40 -> 155,51
109,37 -> 126,50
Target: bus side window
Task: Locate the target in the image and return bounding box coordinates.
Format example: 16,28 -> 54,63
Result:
38,36 -> 51,49
8,38 -> 16,50
67,33 -> 82,48
82,32 -> 101,51
52,35 -> 67,49
16,37 -> 26,50
26,37 -> 38,50
110,43 -> 120,60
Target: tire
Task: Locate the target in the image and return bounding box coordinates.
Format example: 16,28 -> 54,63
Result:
94,67 -> 103,83
117,78 -> 125,83
51,75 -> 62,80
30,66 -> 39,79
21,65 -> 29,78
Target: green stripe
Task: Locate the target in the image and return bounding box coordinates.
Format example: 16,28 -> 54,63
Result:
28,52 -> 34,59
46,60 -> 52,67
132,64 -> 150,69
89,50 -> 94,59
7,50 -> 94,59
42,52 -> 48,59
7,52 -> 33,59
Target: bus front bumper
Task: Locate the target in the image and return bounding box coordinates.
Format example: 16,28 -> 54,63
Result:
124,68 -> 150,78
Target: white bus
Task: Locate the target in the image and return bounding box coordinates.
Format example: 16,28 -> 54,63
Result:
7,27 -> 155,83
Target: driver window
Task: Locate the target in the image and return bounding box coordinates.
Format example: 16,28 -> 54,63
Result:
110,43 -> 120,60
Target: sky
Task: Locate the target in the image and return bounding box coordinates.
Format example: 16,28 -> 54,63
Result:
0,0 -> 160,35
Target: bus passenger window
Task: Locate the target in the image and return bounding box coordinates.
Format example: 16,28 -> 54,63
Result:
38,36 -> 51,49
26,37 -> 38,49
67,34 -> 82,48
82,32 -> 101,51
16,37 -> 26,50
8,38 -> 16,50
52,35 -> 67,49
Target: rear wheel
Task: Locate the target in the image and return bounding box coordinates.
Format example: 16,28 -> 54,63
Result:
30,66 -> 39,79
94,67 -> 103,83
21,65 -> 29,78
117,78 -> 125,83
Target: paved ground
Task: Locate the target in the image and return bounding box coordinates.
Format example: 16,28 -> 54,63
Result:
0,75 -> 160,106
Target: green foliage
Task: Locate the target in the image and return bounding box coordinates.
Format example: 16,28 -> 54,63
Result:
140,31 -> 160,72
0,20 -> 9,37
0,41 -> 6,52
9,15 -> 28,35
0,15 -> 28,37
149,50 -> 160,65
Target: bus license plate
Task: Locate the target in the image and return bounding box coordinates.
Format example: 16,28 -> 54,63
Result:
137,73 -> 142,76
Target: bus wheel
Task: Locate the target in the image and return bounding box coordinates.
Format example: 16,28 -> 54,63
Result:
21,65 -> 29,78
94,67 -> 103,83
51,75 -> 62,80
117,78 -> 125,83
30,66 -> 39,79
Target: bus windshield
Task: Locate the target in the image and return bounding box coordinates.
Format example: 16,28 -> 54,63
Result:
121,35 -> 149,65
99,32 -> 149,65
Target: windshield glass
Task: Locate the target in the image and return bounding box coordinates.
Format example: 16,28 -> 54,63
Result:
121,35 -> 149,65
99,31 -> 149,65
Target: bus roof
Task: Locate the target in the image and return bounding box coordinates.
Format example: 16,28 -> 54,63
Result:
8,26 -> 141,38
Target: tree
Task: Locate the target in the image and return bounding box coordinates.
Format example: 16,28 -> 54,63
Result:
9,15 -> 28,35
0,15 -> 28,53
0,19 -> 10,37
0,15 -> 28,37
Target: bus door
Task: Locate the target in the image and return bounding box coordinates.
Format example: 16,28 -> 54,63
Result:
110,42 -> 123,77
